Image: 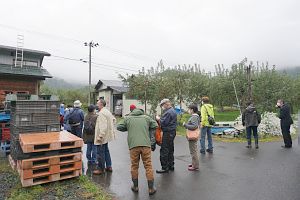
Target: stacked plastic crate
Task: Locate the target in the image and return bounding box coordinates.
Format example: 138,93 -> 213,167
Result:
9,98 -> 83,187
10,100 -> 61,160
0,108 -> 10,155
0,123 -> 10,155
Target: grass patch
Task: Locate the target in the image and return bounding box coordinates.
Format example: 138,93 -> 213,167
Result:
8,185 -> 45,200
79,175 -> 111,200
214,110 -> 240,122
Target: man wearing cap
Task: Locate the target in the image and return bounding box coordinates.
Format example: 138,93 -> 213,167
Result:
130,104 -> 137,112
64,100 -> 85,138
156,99 -> 177,174
117,104 -> 158,195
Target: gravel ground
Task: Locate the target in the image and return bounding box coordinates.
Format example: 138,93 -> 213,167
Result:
0,172 -> 19,200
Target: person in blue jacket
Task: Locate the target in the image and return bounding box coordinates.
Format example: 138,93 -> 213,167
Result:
156,99 -> 177,174
64,100 -> 84,138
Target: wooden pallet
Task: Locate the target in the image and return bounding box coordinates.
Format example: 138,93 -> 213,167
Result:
19,131 -> 83,153
17,152 -> 82,169
18,161 -> 82,179
21,169 -> 82,187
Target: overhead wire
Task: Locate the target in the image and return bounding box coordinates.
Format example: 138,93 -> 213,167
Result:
0,23 -> 160,64
49,55 -> 138,73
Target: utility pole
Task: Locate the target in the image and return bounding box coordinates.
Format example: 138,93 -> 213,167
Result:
84,41 -> 99,105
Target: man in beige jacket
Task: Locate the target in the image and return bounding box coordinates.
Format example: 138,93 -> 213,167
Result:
93,99 -> 116,175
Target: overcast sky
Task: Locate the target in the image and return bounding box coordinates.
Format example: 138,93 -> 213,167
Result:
0,0 -> 299,84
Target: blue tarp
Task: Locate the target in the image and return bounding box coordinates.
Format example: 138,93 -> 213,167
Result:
0,114 -> 10,122
175,105 -> 184,115
211,127 -> 236,134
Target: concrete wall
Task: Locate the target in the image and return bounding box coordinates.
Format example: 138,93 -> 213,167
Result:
97,90 -> 113,112
122,96 -> 189,117
122,95 -> 163,116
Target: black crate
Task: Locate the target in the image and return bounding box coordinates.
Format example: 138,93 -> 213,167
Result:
10,113 -> 59,126
10,124 -> 61,135
10,101 -> 60,114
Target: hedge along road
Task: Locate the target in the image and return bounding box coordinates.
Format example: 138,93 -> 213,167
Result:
82,131 -> 300,200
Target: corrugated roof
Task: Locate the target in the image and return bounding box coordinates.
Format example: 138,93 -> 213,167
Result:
109,86 -> 129,93
0,45 -> 51,56
0,64 -> 52,78
101,80 -> 125,87
95,79 -> 128,93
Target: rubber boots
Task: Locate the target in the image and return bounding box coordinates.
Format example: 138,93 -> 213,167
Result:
148,180 -> 157,195
131,179 -> 139,193
255,138 -> 259,149
246,138 -> 252,148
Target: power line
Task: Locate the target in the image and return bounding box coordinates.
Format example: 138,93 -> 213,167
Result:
0,23 -> 161,64
49,55 -> 138,73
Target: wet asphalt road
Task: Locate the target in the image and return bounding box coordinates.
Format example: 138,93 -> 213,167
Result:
82,132 -> 300,200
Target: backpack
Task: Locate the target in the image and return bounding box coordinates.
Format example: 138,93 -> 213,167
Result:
204,105 -> 215,126
68,109 -> 80,125
83,119 -> 94,134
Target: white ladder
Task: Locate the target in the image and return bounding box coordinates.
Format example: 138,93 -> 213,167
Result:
14,34 -> 24,68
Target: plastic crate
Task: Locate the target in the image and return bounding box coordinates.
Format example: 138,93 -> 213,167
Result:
10,124 -> 61,135
10,113 -> 59,126
10,101 -> 60,114
1,128 -> 10,141
0,141 -> 10,153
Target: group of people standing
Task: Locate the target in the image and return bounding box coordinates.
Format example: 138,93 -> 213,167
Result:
116,96 -> 216,195
62,99 -> 116,175
61,96 -> 294,196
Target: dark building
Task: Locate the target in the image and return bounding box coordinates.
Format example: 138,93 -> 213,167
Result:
0,45 -> 52,108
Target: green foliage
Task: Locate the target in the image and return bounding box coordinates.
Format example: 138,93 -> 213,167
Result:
40,84 -> 90,107
121,59 -> 300,114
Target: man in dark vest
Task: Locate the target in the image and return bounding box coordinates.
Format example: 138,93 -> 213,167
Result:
156,99 -> 177,174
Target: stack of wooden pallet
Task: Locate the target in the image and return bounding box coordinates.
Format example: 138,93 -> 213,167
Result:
8,98 -> 84,187
15,131 -> 83,187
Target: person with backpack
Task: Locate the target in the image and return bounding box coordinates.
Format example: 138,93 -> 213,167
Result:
83,105 -> 98,164
200,96 -> 215,154
64,100 -> 84,138
184,104 -> 201,171
242,102 -> 261,149
117,106 -> 158,195
63,105 -> 73,133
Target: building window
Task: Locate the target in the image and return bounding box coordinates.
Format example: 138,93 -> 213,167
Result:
13,59 -> 39,67
23,60 -> 38,67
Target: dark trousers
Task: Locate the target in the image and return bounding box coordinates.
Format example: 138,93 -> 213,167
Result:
71,126 -> 82,138
246,126 -> 258,139
160,130 -> 176,170
97,143 -> 112,170
281,125 -> 292,147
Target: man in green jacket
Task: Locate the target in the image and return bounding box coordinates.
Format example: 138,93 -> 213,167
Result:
117,107 -> 158,195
